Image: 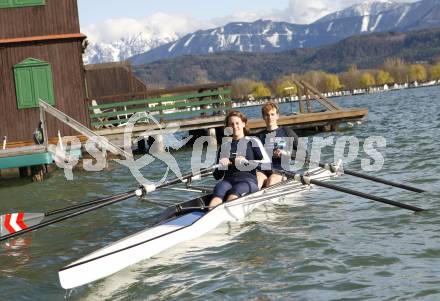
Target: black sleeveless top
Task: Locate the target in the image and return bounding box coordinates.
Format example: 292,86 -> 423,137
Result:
213,137 -> 268,182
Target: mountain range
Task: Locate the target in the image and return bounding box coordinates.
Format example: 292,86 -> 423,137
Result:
127,0 -> 440,65
83,30 -> 180,65
133,27 -> 440,87
83,33 -> 178,64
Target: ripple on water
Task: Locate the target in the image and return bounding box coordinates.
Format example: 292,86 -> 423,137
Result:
343,255 -> 401,267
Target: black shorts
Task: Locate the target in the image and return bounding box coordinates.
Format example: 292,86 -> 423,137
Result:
258,164 -> 283,177
212,178 -> 258,200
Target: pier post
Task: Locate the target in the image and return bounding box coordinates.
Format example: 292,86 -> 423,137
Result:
298,96 -> 305,114
207,128 -> 217,146
19,167 -> 30,178
151,134 -> 165,153
0,168 -> 19,179
306,94 -> 312,113
39,106 -> 48,148
31,164 -> 48,182
137,138 -> 147,153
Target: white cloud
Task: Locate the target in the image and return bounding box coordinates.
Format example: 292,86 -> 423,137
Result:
83,12 -> 205,43
267,0 -> 333,24
268,0 -> 417,24
208,11 -> 263,27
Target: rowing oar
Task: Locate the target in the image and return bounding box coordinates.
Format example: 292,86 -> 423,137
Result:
341,168 -> 425,193
0,191 -> 137,242
0,191 -> 139,238
0,165 -> 219,242
283,171 -> 424,212
306,160 -> 425,193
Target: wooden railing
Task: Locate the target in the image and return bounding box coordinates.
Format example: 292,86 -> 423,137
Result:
89,87 -> 231,128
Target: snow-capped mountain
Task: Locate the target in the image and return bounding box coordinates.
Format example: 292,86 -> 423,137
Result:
84,0 -> 440,65
314,0 -> 439,33
83,32 -> 180,64
316,0 -> 403,23
130,20 -> 308,65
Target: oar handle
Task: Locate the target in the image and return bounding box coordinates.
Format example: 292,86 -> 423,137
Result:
141,164 -> 220,193
172,164 -> 220,185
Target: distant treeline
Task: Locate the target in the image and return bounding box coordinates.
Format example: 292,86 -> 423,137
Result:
231,58 -> 440,100
133,27 -> 440,95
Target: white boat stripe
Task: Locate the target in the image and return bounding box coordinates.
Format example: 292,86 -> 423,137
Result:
9,214 -> 22,232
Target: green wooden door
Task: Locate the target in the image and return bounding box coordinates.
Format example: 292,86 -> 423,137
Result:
14,58 -> 55,109
0,0 -> 11,8
32,65 -> 54,105
14,67 -> 35,108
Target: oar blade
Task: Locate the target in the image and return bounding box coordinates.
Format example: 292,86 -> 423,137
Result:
1,213 -> 45,236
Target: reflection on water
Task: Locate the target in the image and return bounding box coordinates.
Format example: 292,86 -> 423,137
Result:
1,237 -> 33,275
0,86 -> 439,300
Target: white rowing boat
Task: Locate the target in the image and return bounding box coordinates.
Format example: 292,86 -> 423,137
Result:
59,166 -> 340,289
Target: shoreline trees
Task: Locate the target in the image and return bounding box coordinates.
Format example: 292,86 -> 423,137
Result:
231,58 -> 440,100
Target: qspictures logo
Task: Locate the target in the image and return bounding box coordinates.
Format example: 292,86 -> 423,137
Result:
51,113 -> 386,184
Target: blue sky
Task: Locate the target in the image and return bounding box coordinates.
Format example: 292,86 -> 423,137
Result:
77,0 -> 289,27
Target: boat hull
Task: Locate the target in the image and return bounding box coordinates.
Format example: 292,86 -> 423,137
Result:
59,167 -> 335,289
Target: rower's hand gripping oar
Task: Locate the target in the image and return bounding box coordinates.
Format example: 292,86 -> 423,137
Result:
283,170 -> 424,212
0,165 -> 219,242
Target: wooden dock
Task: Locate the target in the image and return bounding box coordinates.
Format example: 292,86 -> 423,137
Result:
0,145 -> 50,167
91,80 -> 368,147
248,108 -> 368,131
0,145 -> 52,181
94,107 -> 368,146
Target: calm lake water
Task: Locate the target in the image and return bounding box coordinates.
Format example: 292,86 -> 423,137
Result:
0,85 -> 439,300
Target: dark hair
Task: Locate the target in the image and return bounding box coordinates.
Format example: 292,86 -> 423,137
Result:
261,101 -> 279,117
225,110 -> 250,135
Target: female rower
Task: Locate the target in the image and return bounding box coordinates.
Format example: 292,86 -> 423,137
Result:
209,111 -> 270,208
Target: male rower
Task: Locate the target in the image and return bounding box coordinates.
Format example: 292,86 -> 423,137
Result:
256,101 -> 302,188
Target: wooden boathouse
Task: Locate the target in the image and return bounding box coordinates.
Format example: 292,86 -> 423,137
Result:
0,0 -> 87,179
85,61 -> 148,99
0,0 -> 88,142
